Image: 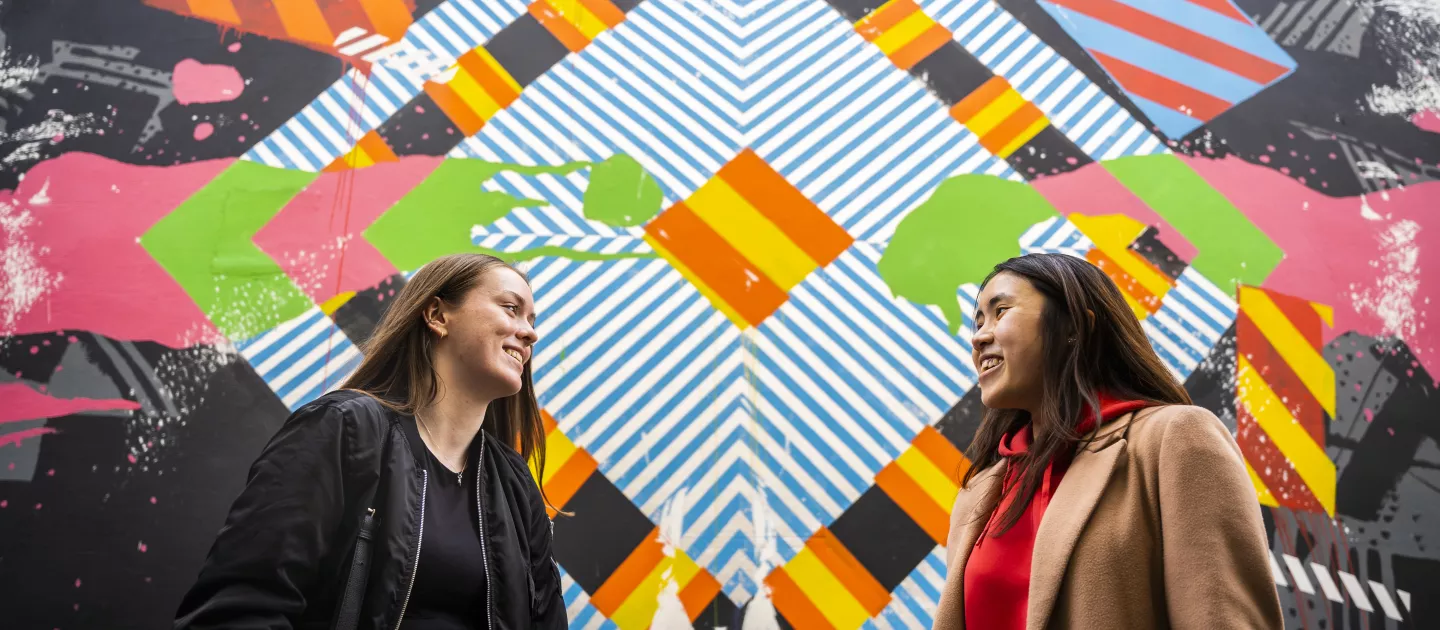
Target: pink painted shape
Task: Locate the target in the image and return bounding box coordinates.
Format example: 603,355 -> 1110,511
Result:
193,122 -> 215,141
1413,111 -> 1440,134
0,427 -> 57,448
172,59 -> 244,105
1,153 -> 229,346
1183,156 -> 1440,377
0,383 -> 141,424
254,157 -> 444,302
1030,161 -> 1200,261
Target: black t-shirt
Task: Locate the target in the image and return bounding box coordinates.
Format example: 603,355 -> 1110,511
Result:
402,446 -> 487,629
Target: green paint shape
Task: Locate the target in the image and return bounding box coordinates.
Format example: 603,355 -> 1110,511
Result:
878,175 -> 1057,333
582,153 -> 663,227
477,245 -> 656,263
140,161 -> 317,339
1103,154 -> 1281,294
365,159 -> 586,271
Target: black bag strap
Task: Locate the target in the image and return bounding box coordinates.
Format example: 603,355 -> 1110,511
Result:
333,508 -> 378,630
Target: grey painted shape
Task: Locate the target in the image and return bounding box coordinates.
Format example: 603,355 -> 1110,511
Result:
1307,0 -> 1359,52
1326,4 -> 1373,57
47,339 -> 122,400
33,40 -> 173,146
1274,1 -> 1312,37
1284,0 -> 1334,46
1263,2 -> 1291,31
0,419 -> 46,481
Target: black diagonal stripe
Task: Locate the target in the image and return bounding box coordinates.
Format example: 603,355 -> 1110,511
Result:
910,42 -> 996,105
331,273 -> 407,346
376,92 -> 470,157
1003,124 -> 1093,177
1129,226 -> 1187,281
828,486 -> 936,591
935,387 -> 986,453
550,472 -> 655,593
691,593 -> 740,629
487,13 -> 573,88
828,0 -> 888,22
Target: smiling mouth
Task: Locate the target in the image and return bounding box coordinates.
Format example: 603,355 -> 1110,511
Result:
979,357 -> 1003,375
504,349 -> 524,364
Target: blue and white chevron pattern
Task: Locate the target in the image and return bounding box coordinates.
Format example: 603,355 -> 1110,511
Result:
454,0 -> 1018,244
476,168 -> 655,239
234,306 -> 363,411
1020,215 -> 1094,258
561,568 -> 617,630
243,0 -> 529,171
471,229 -> 653,255
865,546 -> 947,630
919,0 -> 1168,160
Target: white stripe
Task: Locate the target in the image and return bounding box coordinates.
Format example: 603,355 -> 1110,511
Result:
1369,582 -> 1404,620
1283,554 -> 1317,594
333,26 -> 369,47
339,33 -> 391,56
1308,562 -> 1347,602
1336,571 -> 1374,611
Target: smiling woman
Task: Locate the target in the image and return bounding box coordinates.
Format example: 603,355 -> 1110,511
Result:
174,254 -> 567,630
934,253 -> 1281,630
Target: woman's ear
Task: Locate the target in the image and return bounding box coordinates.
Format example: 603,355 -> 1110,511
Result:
1085,308 -> 1096,332
423,297 -> 449,339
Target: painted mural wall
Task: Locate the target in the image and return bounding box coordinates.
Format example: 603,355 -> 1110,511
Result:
0,0 -> 1436,627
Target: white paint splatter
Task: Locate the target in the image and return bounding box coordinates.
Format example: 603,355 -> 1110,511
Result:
0,199 -> 62,335
0,47 -> 38,97
1360,195 -> 1385,220
651,489 -> 695,629
1351,220 -> 1421,344
1357,160 -> 1403,180
28,178 -> 50,206
0,110 -> 101,166
1365,0 -> 1440,117
742,485 -> 782,630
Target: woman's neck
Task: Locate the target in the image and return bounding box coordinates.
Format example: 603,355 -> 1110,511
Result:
417,386 -> 490,462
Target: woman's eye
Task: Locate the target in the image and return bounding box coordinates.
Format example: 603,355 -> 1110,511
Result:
503,304 -> 518,313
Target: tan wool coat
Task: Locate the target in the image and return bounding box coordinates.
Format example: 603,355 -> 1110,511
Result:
933,405 -> 1283,630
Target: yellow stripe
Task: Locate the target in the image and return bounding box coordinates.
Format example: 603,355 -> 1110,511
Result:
964,88 -> 1025,137
1311,301 -> 1334,327
686,178 -> 819,291
471,45 -> 523,95
894,447 -> 958,511
872,9 -> 935,56
786,547 -> 872,629
548,0 -> 609,40
995,115 -> 1051,158
538,426 -> 578,482
319,291 -> 356,315
1068,213 -> 1174,300
643,233 -> 749,329
1119,287 -> 1148,320
1245,458 -> 1279,507
1238,287 -> 1336,417
447,68 -> 504,122
1237,354 -> 1336,515
609,551 -> 706,630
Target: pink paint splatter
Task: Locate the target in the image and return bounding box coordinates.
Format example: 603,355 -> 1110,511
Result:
172,59 -> 244,105
415,105 -> 425,114
137,541 -> 147,553
127,453 -> 137,464
1364,408 -> 1374,422
1258,154 -> 1271,163
228,42 -> 242,53
1412,110 -> 1440,134
150,496 -> 157,504
75,579 -> 81,588
238,135 -> 246,142
1,500 -> 7,508
240,113 -> 248,121
193,122 -> 214,141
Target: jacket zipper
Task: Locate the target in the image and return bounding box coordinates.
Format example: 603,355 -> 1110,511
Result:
476,432 -> 494,630
393,469 -> 428,630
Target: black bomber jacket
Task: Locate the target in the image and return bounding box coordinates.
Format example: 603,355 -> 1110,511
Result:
174,390 -> 567,629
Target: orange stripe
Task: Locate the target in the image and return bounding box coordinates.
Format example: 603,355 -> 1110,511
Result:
1088,49 -> 1232,121
590,526 -> 664,615
887,23 -> 951,70
541,409 -> 559,433
272,0 -> 335,46
185,0 -> 242,24
717,149 -> 853,266
357,130 -> 398,164
459,51 -> 521,107
678,570 -> 722,620
530,0 -> 592,53
543,448 -> 596,516
1235,312 -> 1325,441
875,462 -> 950,544
1087,249 -> 1161,314
358,0 -> 413,40
976,101 -> 1046,156
767,568 -> 833,629
1234,403 -> 1324,513
1050,0 -> 1289,83
577,0 -> 626,28
912,426 -> 968,480
644,202 -> 789,326
424,81 -> 487,136
1260,287 -> 1326,349
855,0 -> 919,41
807,528 -> 891,615
949,76 -> 1010,123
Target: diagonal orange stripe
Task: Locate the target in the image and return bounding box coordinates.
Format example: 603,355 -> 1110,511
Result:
459,51 -> 522,107
767,568 -> 834,629
977,100 -> 1047,156
577,0 -> 626,28
530,0 -> 592,53
678,570 -> 722,620
591,526 -> 664,615
645,202 -> 789,327
855,0 -> 920,41
272,0 -> 336,46
1087,248 -> 1161,315
1236,311 -> 1325,442
358,0 -> 412,40
186,0 -> 242,24
887,23 -> 952,70
717,149 -> 853,266
949,76 -> 1010,123
357,130 -> 398,164
541,409 -> 559,433
807,528 -> 891,615
1234,400 -> 1324,513
543,447 -> 596,517
424,81 -> 486,136
912,426 -> 968,480
1262,288 -> 1326,349
876,462 -> 950,544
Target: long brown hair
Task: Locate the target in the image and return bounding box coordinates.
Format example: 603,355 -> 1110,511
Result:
962,253 -> 1190,534
340,253 -> 555,509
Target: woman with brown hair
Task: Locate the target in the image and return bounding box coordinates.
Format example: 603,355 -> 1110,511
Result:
934,253 -> 1281,629
176,253 -> 566,629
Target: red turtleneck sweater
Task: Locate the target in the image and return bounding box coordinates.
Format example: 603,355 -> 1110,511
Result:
962,394 -> 1149,630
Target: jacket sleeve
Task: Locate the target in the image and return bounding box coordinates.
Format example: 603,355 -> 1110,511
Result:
526,470 -> 568,628
175,401 -> 349,629
1156,407 -> 1283,629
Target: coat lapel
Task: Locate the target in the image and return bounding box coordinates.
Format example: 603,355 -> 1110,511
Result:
1025,431 -> 1129,630
935,463 -> 1005,630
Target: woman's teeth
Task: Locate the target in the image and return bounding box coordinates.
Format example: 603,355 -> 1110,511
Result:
505,349 -> 523,363
980,357 -> 1002,372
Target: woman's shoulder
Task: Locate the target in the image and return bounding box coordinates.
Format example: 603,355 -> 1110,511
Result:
286,390 -> 403,438
1124,404 -> 1235,453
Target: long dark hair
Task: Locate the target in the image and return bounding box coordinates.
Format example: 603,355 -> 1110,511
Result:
340,253 -> 555,510
962,253 -> 1190,534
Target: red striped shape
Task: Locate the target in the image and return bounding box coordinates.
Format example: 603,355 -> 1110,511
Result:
1235,404 -> 1324,513
1236,312 -> 1325,442
1183,0 -> 1249,23
1050,0 -> 1290,84
1089,49 -> 1232,121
